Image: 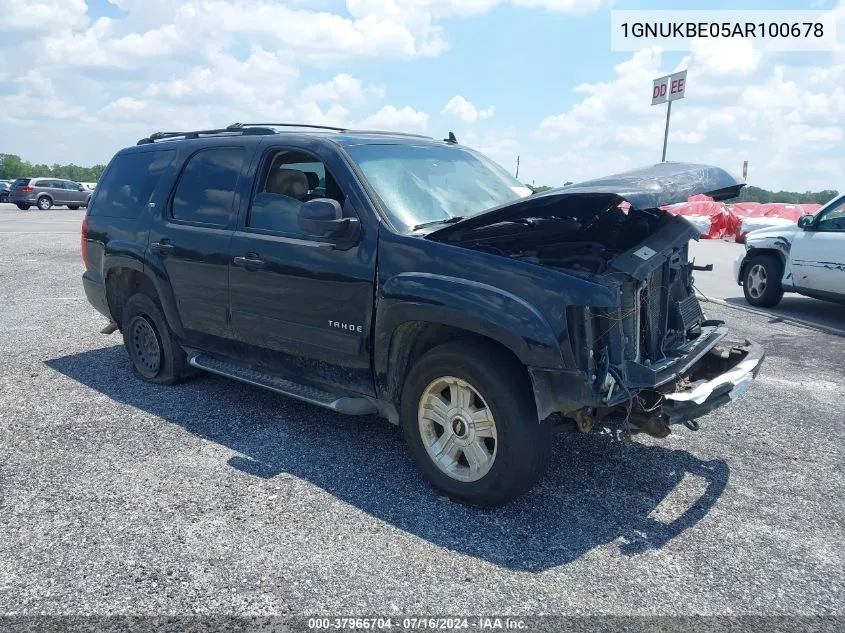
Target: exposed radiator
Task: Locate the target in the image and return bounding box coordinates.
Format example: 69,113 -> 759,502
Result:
676,294 -> 703,331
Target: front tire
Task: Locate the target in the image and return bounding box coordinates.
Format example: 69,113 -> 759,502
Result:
16,203 -> 30,210
37,196 -> 52,210
121,293 -> 188,384
67,205 -> 80,210
743,254 -> 784,307
401,342 -> 552,507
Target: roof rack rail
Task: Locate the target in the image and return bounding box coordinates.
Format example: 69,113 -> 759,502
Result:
136,126 -> 278,145
227,122 -> 347,132
228,123 -> 432,139
135,122 -> 435,145
347,129 -> 432,140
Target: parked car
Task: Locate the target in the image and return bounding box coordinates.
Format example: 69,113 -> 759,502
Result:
8,177 -> 92,210
734,193 -> 845,307
0,180 -> 10,203
81,123 -> 764,506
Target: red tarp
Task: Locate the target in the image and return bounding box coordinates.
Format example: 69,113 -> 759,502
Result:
726,202 -> 759,242
661,199 -> 729,239
655,198 -> 821,241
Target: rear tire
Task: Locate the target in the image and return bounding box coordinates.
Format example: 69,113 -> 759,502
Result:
400,341 -> 552,507
67,205 -> 79,210
121,293 -> 188,385
37,196 -> 52,210
743,253 -> 784,307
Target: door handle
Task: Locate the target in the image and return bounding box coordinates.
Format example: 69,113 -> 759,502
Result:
151,241 -> 175,255
233,256 -> 267,270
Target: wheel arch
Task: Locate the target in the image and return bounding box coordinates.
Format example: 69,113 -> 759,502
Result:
377,319 -> 540,424
741,246 -> 787,285
373,273 -> 567,422
104,266 -> 157,327
103,252 -> 187,339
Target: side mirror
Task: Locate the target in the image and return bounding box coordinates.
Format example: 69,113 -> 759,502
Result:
797,214 -> 815,230
78,185 -> 85,191
297,198 -> 359,242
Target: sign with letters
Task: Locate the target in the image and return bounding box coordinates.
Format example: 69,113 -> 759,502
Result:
651,69 -> 687,105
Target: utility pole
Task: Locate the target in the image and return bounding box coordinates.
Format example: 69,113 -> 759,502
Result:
515,155 -> 520,179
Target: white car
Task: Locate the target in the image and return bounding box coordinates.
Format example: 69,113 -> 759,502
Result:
734,194 -> 845,307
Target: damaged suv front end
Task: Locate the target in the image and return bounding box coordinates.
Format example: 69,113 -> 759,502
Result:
424,162 -> 765,438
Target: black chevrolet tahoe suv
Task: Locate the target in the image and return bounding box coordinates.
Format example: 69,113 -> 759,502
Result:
82,123 -> 764,506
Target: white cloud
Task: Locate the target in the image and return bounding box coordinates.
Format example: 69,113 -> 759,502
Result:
689,37 -> 762,76
442,96 -> 495,123
358,105 -> 429,131
143,48 -> 300,106
528,32 -> 845,191
0,0 -> 88,32
0,0 -> 842,195
301,74 -> 386,107
1,70 -> 93,124
347,0 -> 607,19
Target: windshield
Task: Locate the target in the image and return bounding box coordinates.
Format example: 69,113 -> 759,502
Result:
344,143 -> 531,232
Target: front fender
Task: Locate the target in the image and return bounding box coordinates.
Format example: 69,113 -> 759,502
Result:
377,272 -> 564,370
746,235 -> 792,261
740,236 -> 793,287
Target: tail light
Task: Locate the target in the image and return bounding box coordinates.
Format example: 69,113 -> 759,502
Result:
21,186 -> 33,192
81,215 -> 90,268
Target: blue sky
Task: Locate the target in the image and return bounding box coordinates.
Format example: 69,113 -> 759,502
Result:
1,0 -> 843,190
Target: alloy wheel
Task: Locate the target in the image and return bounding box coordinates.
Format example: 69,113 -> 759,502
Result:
417,376 -> 498,483
747,263 -> 767,299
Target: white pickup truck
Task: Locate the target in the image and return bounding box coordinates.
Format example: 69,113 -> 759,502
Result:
734,194 -> 845,307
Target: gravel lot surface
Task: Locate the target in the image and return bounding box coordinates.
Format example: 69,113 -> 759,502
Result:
1,206 -> 843,616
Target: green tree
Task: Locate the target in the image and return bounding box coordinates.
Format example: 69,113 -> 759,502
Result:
0,153 -> 106,182
730,185 -> 838,205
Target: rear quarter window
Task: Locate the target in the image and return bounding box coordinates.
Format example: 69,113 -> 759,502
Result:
12,178 -> 31,187
90,150 -> 175,218
170,146 -> 245,227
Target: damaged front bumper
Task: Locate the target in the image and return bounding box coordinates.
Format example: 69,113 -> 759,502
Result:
530,335 -> 765,437
661,339 -> 765,425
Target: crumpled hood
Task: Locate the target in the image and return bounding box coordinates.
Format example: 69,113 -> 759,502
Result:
427,161 -> 744,241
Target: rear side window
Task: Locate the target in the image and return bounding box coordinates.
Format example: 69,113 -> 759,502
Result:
91,150 -> 175,218
12,179 -> 30,187
171,147 -> 245,227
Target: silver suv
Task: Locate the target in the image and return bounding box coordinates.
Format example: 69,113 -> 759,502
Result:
8,177 -> 92,210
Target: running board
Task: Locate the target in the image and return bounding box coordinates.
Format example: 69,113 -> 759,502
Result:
187,353 -> 378,416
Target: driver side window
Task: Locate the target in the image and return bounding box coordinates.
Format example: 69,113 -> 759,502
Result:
817,199 -> 845,232
247,149 -> 346,236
